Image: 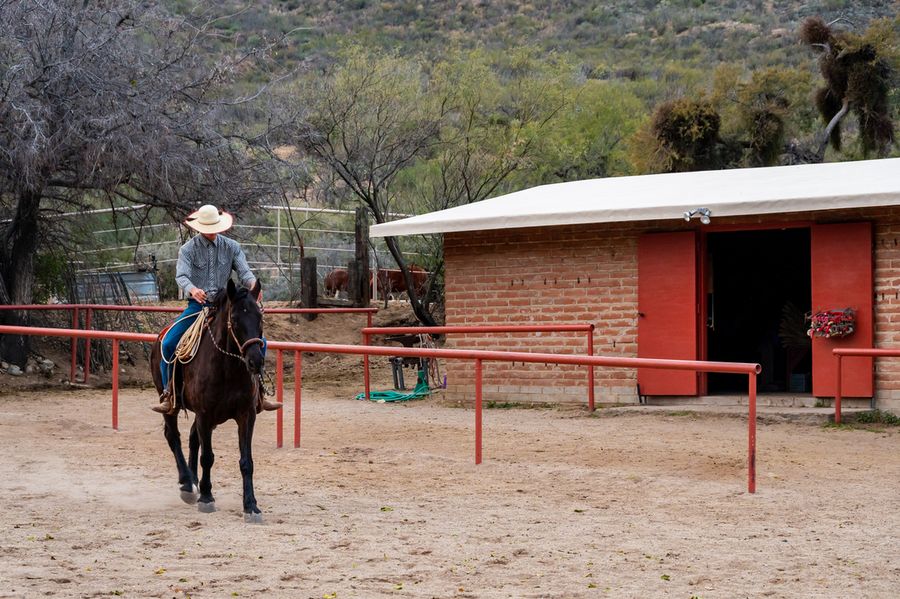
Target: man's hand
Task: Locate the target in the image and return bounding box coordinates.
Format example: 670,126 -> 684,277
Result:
190,288 -> 207,303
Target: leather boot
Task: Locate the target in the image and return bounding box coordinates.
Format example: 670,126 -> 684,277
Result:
152,389 -> 175,414
256,375 -> 282,413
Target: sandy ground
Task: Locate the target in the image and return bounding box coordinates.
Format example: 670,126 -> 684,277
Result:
1,376 -> 899,598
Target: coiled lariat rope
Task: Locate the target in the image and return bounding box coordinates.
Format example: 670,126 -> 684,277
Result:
175,308 -> 209,363
161,307 -> 209,394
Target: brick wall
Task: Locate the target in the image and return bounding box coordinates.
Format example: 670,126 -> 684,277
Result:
873,208 -> 900,413
443,221 -> 643,405
441,206 -> 900,413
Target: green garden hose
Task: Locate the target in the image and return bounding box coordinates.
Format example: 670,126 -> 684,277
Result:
356,369 -> 430,402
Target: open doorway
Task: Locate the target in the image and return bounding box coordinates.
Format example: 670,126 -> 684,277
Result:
706,229 -> 812,394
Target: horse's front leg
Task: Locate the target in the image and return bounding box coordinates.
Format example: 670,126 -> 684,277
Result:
196,419 -> 217,513
188,420 -> 200,487
163,413 -> 198,504
237,411 -> 262,523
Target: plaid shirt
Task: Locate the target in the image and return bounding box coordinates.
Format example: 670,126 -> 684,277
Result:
175,234 -> 255,297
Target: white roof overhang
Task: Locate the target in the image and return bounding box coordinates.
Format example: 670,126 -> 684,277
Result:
369,158 -> 900,238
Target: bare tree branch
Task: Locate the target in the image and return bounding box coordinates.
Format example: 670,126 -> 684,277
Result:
0,0 -> 292,363
815,97 -> 850,159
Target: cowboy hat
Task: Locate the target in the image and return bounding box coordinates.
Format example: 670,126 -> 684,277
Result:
184,204 -> 234,234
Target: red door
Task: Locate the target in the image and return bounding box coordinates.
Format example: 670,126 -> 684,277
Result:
810,222 -> 873,397
638,232 -> 698,395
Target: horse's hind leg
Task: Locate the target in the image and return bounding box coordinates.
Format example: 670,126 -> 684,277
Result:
163,413 -> 198,504
196,420 -> 217,513
236,411 -> 262,523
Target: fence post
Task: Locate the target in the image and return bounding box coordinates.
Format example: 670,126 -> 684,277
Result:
294,350 -> 302,449
84,308 -> 92,383
300,256 -> 318,321
70,307 -> 79,382
748,372 -> 757,494
587,327 -> 595,411
475,358 -> 483,465
112,338 -> 119,431
363,332 -> 371,401
276,350 -> 284,448
354,207 -> 371,307
834,354 -> 843,425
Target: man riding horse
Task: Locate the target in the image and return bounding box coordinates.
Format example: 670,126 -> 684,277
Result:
152,204 -> 282,414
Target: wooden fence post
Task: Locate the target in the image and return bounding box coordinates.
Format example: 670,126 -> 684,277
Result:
300,256 -> 317,321
354,207 -> 370,307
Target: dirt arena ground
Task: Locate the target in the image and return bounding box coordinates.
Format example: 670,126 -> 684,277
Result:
1,374 -> 899,598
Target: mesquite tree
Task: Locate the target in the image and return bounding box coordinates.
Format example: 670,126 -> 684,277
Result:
0,0 -> 284,365
291,47 -> 568,325
291,48 -> 444,326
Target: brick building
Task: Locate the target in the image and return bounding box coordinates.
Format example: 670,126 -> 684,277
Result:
370,158 -> 900,412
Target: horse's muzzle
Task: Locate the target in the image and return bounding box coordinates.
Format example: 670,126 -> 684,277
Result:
245,349 -> 264,375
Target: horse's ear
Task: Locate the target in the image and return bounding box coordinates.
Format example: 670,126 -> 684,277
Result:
250,279 -> 261,302
226,279 -> 237,301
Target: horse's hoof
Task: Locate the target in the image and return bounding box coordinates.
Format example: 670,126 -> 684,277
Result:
179,488 -> 199,504
243,512 -> 264,524
197,501 -> 217,513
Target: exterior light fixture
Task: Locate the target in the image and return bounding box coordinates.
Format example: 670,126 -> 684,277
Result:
683,207 -> 712,225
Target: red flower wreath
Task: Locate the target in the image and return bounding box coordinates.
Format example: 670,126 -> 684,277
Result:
807,308 -> 855,339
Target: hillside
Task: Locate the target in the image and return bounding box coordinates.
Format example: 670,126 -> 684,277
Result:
5,1 -> 895,307
188,0 -> 899,76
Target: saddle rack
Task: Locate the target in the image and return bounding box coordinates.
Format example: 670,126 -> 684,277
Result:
384,334 -> 429,391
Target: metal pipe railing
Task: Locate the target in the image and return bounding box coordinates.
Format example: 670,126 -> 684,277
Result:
833,347 -> 897,424
0,304 -> 376,383
361,324 -> 597,409
0,325 -> 156,433
0,324 -> 762,493
0,303 -> 378,316
264,340 -> 761,493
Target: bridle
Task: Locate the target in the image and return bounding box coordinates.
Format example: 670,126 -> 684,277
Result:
206,303 -> 264,362
228,304 -> 265,354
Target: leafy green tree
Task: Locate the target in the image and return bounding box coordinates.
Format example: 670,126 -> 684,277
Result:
292,47 -> 444,325
293,46 -> 576,323
391,49 -> 572,316
532,79 -> 645,181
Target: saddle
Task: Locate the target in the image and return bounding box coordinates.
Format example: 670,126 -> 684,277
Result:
156,322 -> 174,342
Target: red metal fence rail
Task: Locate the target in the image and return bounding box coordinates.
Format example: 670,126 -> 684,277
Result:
265,340 -> 761,493
361,324 -> 596,408
833,347 -> 896,424
0,304 -> 376,383
0,324 -> 761,493
0,325 -> 156,430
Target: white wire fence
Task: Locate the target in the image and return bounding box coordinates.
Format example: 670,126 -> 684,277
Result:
63,203 -> 425,301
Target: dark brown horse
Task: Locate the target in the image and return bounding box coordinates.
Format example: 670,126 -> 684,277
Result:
150,279 -> 266,523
